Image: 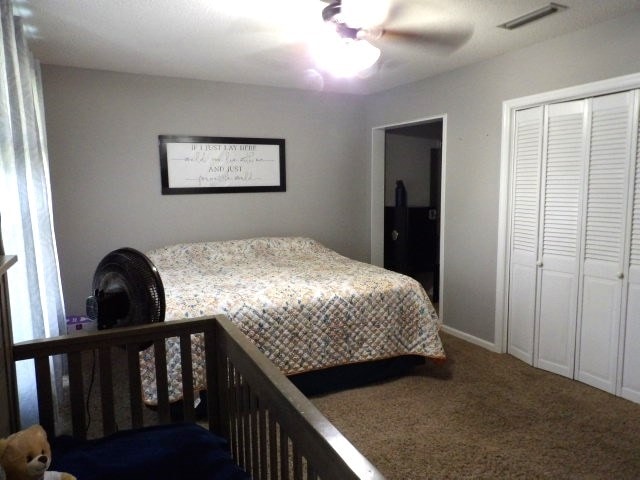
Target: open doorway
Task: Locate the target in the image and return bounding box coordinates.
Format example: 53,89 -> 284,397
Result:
382,120 -> 443,308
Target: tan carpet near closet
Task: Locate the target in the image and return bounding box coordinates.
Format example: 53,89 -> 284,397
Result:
311,332 -> 640,479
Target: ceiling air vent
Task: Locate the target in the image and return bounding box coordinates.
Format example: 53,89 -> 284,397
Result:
498,2 -> 567,30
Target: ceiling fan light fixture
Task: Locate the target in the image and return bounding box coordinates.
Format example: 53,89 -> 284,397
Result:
498,2 -> 567,30
312,34 -> 381,78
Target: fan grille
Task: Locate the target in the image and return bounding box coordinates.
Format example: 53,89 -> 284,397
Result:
91,247 -> 165,329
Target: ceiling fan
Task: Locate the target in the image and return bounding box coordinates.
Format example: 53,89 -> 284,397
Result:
322,0 -> 473,49
314,0 -> 473,77
321,0 -> 385,42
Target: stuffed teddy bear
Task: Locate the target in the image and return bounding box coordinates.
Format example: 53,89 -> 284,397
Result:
0,425 -> 76,480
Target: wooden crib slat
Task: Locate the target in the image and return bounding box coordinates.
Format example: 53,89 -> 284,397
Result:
268,412 -> 278,480
244,383 -> 252,474
236,372 -> 247,469
236,375 -> 244,466
126,344 -> 144,429
33,356 -> 55,435
231,366 -> 241,463
217,354 -> 231,442
308,466 -> 318,480
98,346 -> 116,435
203,325 -> 218,433
279,427 -> 287,480
251,394 -> 260,479
153,338 -> 170,423
292,444 -> 302,480
67,351 -> 86,438
227,363 -> 238,461
259,402 -> 268,480
179,333 -> 195,422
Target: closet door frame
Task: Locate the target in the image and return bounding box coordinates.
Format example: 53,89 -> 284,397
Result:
496,72 -> 640,354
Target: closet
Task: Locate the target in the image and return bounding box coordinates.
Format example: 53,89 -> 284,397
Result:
506,88 -> 640,403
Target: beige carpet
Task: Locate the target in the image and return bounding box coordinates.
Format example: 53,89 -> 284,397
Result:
310,332 -> 640,480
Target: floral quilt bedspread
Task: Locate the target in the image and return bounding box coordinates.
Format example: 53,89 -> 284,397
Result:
140,237 -> 445,405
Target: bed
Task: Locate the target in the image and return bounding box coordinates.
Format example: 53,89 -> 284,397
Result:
140,236 -> 445,405
10,315 -> 385,479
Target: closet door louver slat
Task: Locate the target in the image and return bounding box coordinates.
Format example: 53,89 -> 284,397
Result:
541,114 -> 584,259
584,103 -> 629,261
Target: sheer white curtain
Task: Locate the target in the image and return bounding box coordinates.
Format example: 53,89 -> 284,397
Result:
0,0 -> 65,426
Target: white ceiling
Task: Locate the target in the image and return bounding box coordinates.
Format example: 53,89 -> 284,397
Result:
19,0 -> 640,95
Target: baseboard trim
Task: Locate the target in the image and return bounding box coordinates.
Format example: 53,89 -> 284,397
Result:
440,325 -> 500,353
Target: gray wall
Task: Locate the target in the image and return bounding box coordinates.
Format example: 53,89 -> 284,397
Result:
384,133 -> 438,207
44,10 -> 640,343
364,11 -> 640,342
43,68 -> 367,315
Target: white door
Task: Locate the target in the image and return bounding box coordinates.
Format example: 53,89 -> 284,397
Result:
576,91 -> 636,393
535,100 -> 586,378
508,106 -> 543,364
621,95 -> 640,402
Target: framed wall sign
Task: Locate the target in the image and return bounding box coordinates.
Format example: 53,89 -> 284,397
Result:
159,135 -> 286,194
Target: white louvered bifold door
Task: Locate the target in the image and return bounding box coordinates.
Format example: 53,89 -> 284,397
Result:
576,91 -> 636,393
621,92 -> 640,402
506,86 -> 640,403
535,100 -> 586,378
507,106 -> 543,363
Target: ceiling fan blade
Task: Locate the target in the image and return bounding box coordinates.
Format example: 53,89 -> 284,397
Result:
363,0 -> 473,53
383,0 -> 449,25
385,1 -> 409,25
373,23 -> 474,54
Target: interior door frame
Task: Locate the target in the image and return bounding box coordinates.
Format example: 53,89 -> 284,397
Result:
371,114 -> 446,321
496,72 -> 640,354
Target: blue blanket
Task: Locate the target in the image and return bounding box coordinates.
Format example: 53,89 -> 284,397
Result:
51,423 -> 250,480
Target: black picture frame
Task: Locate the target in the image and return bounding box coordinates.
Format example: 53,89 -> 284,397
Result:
159,135 -> 286,194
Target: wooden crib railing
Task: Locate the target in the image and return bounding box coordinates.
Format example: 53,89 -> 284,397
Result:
11,315 -> 385,480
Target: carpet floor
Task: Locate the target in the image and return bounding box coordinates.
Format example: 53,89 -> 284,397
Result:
310,332 -> 640,480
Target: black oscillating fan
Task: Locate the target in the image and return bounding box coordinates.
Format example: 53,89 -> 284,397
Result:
86,247 -> 165,333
